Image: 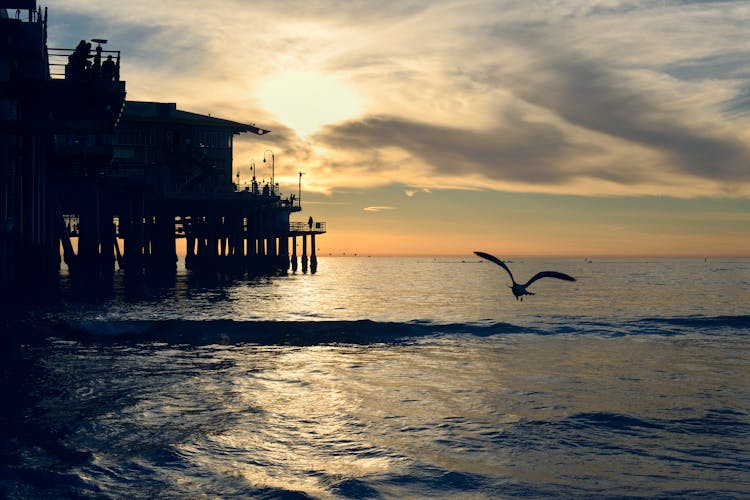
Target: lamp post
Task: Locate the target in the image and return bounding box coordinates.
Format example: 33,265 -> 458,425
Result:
263,150 -> 274,195
250,159 -> 257,195
298,171 -> 304,207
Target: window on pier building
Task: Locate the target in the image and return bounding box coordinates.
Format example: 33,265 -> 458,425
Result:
55,133 -> 113,146
115,127 -> 157,146
195,129 -> 231,149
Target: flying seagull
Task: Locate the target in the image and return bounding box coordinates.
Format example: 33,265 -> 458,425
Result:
474,251 -> 576,301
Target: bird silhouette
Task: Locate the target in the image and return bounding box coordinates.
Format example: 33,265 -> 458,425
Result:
474,251 -> 576,301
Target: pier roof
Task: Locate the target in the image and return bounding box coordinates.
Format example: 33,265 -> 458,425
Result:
123,101 -> 270,135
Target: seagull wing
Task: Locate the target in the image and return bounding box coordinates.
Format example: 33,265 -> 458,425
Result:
524,271 -> 576,287
474,251 -> 514,282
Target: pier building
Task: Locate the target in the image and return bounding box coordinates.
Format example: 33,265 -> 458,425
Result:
1,1 -> 325,295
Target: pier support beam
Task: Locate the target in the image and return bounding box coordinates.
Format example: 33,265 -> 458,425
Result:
185,215 -> 195,270
77,188 -> 101,275
311,234 -> 317,274
302,234 -> 308,274
100,210 -> 116,278
291,235 -> 298,272
246,211 -> 257,269
123,194 -> 144,275
149,209 -> 176,274
279,234 -> 289,271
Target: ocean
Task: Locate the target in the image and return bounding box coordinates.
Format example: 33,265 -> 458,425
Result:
1,257 -> 749,498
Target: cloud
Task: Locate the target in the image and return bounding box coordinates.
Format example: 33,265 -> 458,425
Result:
724,86 -> 750,117
503,53 -> 750,182
663,51 -> 750,82
316,113 -> 585,184
310,0 -> 750,196
363,206 -> 396,212
662,51 -> 750,117
42,0 -> 750,198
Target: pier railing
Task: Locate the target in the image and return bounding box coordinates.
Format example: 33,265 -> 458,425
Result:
290,221 -> 326,234
47,47 -> 121,80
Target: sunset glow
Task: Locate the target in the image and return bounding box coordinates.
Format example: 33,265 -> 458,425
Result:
257,71 -> 362,138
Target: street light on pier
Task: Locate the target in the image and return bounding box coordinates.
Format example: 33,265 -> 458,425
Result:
263,150 -> 274,195
250,159 -> 258,194
298,171 -> 304,207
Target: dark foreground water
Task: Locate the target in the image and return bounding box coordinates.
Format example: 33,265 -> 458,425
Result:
1,257 -> 749,498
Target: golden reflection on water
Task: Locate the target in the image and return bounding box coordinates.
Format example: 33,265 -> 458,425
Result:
150,329 -> 750,496
178,346 -> 403,495
161,339 -> 511,494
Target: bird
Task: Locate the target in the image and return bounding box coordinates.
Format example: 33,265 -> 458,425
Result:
474,251 -> 576,301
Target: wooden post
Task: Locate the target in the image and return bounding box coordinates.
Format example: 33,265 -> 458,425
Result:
311,233 -> 317,274
301,234 -> 308,273
77,187 -> 100,275
291,235 -> 298,272
123,193 -> 144,275
185,215 -> 195,270
279,233 -> 289,271
100,210 -> 115,277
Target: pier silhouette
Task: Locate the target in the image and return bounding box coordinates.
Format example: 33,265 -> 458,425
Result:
0,2 -> 325,297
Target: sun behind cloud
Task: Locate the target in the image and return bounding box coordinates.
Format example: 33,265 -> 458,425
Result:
256,70 -> 362,138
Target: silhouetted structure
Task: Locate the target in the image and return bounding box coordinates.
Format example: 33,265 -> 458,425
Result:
1,2 -> 325,295
55,100 -> 325,277
1,1 -> 125,291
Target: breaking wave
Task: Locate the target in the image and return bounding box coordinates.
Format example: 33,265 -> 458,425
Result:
7,314 -> 749,346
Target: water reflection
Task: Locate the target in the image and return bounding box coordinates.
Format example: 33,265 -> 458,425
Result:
27,257 -> 750,326
6,315 -> 749,497
171,346 -> 400,497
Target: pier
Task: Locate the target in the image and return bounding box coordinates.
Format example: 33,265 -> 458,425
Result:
1,2 -> 325,296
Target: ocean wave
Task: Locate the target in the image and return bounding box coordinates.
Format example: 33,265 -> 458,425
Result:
6,314 -> 748,346
638,315 -> 750,329
10,319 -> 525,346
544,409 -> 750,439
632,315 -> 750,336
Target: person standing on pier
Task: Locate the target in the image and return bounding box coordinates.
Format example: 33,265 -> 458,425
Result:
101,55 -> 116,81
308,216 -> 313,230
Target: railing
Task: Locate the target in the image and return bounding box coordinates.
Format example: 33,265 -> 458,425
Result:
47,47 -> 121,80
290,221 -> 326,234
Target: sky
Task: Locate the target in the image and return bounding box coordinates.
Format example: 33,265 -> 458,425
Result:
43,0 -> 750,256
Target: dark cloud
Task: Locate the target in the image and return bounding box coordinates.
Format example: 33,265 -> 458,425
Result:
501,51 -> 750,182
663,51 -> 750,82
724,85 -> 750,117
579,0 -> 745,17
670,0 -> 746,4
663,51 -> 750,116
315,113 -> 597,185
